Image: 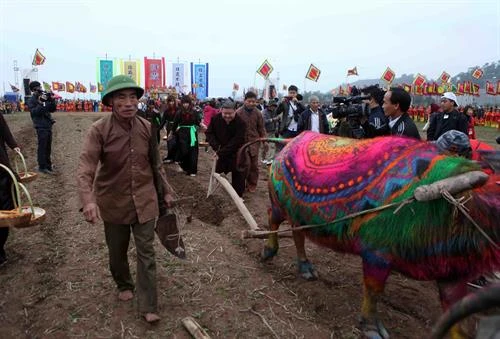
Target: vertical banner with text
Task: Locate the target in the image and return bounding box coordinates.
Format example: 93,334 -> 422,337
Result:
99,59 -> 114,91
144,57 -> 165,90
121,60 -> 140,85
190,63 -> 209,100
172,63 -> 185,93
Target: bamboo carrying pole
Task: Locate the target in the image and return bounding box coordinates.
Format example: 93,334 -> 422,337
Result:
181,316 -> 211,339
414,171 -> 489,201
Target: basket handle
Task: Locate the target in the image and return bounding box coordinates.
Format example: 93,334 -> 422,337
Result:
13,149 -> 28,175
0,164 -> 22,214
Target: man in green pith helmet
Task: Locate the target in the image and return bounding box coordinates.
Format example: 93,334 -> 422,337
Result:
77,75 -> 173,323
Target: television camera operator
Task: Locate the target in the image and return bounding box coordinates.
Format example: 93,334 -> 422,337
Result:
360,85 -> 389,137
27,81 -> 57,174
328,94 -> 369,139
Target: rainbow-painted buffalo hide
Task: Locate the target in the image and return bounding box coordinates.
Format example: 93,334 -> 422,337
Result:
268,131 -> 500,281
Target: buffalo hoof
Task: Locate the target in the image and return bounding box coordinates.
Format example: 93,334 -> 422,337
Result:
297,259 -> 318,281
261,246 -> 278,261
359,317 -> 389,339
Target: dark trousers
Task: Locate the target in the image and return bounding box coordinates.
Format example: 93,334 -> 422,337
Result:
36,128 -> 52,170
104,219 -> 157,313
231,170 -> 245,197
0,173 -> 14,258
0,228 -> 8,258
245,153 -> 259,189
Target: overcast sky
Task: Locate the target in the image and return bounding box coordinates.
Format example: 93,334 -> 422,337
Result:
1,0 -> 499,98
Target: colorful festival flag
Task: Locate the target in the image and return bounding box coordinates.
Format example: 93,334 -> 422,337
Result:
121,60 -> 140,84
98,82 -> 104,92
413,73 -> 426,87
497,80 -> 500,94
347,67 -> 358,76
42,81 -> 51,91
471,68 -> 483,79
90,83 -> 97,93
282,84 -> 288,91
464,81 -> 472,94
413,85 -> 423,96
233,83 -> 240,91
457,82 -> 464,94
191,63 -> 209,100
58,82 -> 65,92
52,82 -> 60,91
32,48 -> 46,66
99,59 -> 114,91
144,57 -> 166,91
10,84 -> 19,92
171,62 -> 185,93
403,84 -> 412,93
486,81 -> 496,95
439,71 -> 451,83
66,82 -> 75,93
472,83 -> 480,96
381,67 -> 395,83
257,59 -> 273,79
305,64 -> 321,82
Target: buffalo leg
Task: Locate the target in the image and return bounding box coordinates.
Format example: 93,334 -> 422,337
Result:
436,280 -> 469,339
261,207 -> 283,261
293,230 -> 318,280
360,261 -> 390,339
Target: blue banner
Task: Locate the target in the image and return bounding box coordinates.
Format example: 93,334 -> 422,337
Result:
191,63 -> 208,100
100,60 -> 114,90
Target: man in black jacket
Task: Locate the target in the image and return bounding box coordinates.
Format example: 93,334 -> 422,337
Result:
361,85 -> 389,137
382,88 -> 421,140
205,100 -> 247,197
27,81 -> 56,174
275,85 -> 305,139
426,92 -> 468,141
298,95 -> 329,134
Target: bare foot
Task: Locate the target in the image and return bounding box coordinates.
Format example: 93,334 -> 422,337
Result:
144,313 -> 161,323
118,290 -> 133,301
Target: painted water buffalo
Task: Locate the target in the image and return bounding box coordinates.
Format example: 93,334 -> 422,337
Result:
240,131 -> 500,339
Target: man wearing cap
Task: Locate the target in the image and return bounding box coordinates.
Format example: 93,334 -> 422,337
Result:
205,100 -> 247,197
426,92 -> 468,141
27,81 -> 57,174
382,87 -> 421,140
77,75 -> 173,323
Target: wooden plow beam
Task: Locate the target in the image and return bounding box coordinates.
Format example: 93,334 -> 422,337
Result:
206,158 -> 291,238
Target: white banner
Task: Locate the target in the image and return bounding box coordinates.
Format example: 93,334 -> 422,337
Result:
172,63 -> 185,93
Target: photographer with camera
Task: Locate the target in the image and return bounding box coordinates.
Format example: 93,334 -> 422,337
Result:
361,85 -> 389,137
27,81 -> 57,174
275,85 -> 305,139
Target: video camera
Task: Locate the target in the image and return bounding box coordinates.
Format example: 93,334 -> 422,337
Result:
38,90 -> 54,102
326,95 -> 369,139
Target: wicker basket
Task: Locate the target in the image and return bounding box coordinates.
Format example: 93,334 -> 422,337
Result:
0,164 -> 43,228
14,149 -> 38,183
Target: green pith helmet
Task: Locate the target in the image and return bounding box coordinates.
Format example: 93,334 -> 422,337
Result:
102,75 -> 144,105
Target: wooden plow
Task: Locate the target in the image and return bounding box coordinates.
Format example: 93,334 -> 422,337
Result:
206,157 -> 291,238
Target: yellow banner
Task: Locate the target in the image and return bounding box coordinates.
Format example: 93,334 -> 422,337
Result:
122,60 -> 140,84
